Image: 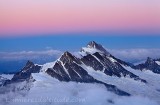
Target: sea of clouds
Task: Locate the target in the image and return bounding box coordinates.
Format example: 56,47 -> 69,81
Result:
0,73 -> 158,105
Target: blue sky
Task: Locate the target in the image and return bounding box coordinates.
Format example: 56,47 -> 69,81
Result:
1,35 -> 160,52
1,35 -> 160,63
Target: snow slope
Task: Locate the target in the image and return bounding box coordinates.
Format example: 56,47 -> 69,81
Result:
79,64 -> 160,104
40,62 -> 55,72
156,61 -> 160,65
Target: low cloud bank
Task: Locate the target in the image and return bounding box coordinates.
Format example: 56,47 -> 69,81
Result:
0,50 -> 62,61
1,48 -> 160,63
108,48 -> 160,63
0,80 -> 158,105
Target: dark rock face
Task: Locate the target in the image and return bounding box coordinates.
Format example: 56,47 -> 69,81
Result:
11,61 -> 41,82
79,41 -> 146,83
2,61 -> 41,87
81,54 -> 104,71
48,62 -> 70,82
46,52 -> 130,96
81,52 -> 146,83
46,52 -> 96,83
135,57 -> 160,74
60,52 -> 81,64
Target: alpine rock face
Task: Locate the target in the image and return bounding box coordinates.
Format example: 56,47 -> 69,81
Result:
135,57 -> 160,74
11,61 -> 42,82
2,61 -> 42,86
46,51 -> 130,96
0,41 -> 160,105
80,42 -> 146,83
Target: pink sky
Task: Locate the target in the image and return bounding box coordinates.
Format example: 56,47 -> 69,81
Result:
0,0 -> 160,36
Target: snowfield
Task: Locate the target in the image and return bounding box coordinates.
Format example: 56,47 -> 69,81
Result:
80,64 -> 160,104
156,61 -> 160,65
40,61 -> 55,72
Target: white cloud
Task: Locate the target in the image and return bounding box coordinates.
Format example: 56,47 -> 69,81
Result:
1,48 -> 160,63
0,73 -> 158,105
108,49 -> 160,63
0,50 -> 62,61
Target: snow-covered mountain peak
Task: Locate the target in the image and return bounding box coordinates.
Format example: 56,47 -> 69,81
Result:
146,57 -> 154,64
80,41 -> 110,56
10,61 -> 42,82
25,60 -> 34,67
87,41 -> 99,48
62,51 -> 74,58
135,57 -> 160,74
59,51 -> 81,64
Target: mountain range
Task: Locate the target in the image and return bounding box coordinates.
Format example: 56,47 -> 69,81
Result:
0,41 -> 160,105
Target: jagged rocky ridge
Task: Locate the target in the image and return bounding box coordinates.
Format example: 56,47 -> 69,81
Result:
3,61 -> 41,85
135,57 -> 160,74
46,51 -> 130,96
80,41 -> 146,82
81,52 -> 146,82
2,41 -> 160,97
